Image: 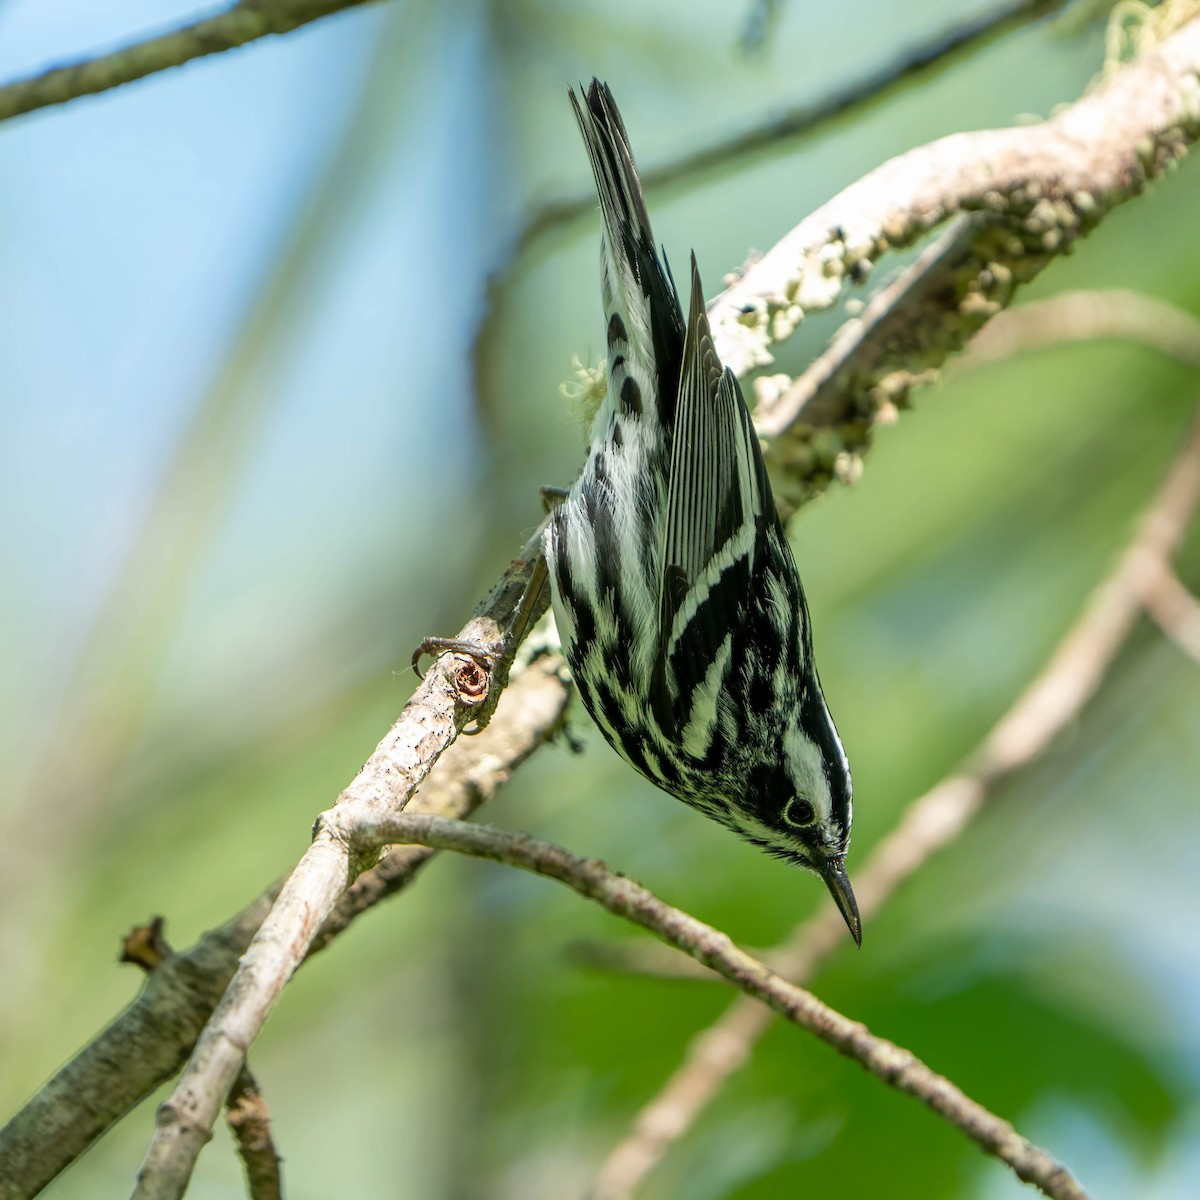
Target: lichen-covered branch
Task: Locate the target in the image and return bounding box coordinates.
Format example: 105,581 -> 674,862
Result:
0,1 -> 377,124
716,17 -> 1200,372
364,814 -> 1089,1200
716,17 -> 1200,506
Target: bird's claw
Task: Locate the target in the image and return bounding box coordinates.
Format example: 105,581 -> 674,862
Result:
411,636 -> 507,734
411,636 -> 503,682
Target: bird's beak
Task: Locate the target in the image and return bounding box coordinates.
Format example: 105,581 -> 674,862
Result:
819,856 -> 862,947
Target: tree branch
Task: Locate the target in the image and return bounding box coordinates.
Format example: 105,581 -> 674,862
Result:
225,1068 -> 282,1200
0,896 -> 273,1200
127,537 -> 552,1197
957,287 -> 1200,370
714,17 -> 1200,372
592,400 -> 1200,1198
715,17 -> 1200,506
0,1 -> 376,124
1137,560 -> 1200,662
363,814 -> 1089,1200
0,647 -> 569,1200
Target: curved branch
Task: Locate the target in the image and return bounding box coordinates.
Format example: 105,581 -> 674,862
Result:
717,17 -> 1200,506
1138,562 -> 1200,661
0,1 -> 376,123
0,648 -> 569,1199
592,399 -> 1200,1198
364,814 -> 1088,1200
958,287 -> 1200,369
714,18 -> 1200,373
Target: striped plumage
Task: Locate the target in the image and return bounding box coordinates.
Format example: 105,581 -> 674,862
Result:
545,81 -> 859,943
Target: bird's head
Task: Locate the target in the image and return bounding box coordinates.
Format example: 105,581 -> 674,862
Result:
722,688 -> 859,945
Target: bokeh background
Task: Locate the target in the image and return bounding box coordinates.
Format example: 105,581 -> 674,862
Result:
2,1 -> 1199,1197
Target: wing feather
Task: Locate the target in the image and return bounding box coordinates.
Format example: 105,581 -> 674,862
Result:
651,256 -> 773,732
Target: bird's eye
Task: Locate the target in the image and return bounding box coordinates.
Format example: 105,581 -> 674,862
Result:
783,797 -> 816,827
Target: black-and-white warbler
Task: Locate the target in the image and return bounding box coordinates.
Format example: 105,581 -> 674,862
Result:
545,81 -> 860,943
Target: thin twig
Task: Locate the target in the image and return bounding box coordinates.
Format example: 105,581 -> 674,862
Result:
507,0 -> 1072,259
958,288 -> 1200,370
308,640 -> 571,951
592,405 -> 1200,1198
363,813 -> 1089,1200
225,1067 -> 282,1200
0,1 -> 376,123
1138,561 -> 1200,662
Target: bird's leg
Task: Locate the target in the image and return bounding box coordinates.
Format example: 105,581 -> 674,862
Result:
410,635 -> 502,680
411,550 -> 551,738
411,494 -> 561,731
540,484 -> 570,512
505,552 -> 550,652
413,558 -> 549,675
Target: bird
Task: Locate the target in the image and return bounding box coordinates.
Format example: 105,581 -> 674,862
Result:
544,80 -> 860,944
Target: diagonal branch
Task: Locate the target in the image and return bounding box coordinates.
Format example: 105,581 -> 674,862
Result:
0,1 -> 377,124
0,628 -> 568,1200
713,17 -> 1200,375
592,399 -> 1200,1198
362,813 -> 1089,1200
957,288 -> 1200,370
0,896 -> 273,1200
714,17 -> 1200,507
127,535 -> 551,1199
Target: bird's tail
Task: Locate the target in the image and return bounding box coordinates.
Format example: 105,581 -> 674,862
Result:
569,80 -> 655,276
569,80 -> 685,430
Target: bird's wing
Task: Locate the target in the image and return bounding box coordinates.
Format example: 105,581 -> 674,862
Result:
651,255 -> 774,733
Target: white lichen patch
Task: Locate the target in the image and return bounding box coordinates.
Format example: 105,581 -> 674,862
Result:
832,451 -> 864,487
560,354 -> 608,432
1104,0 -> 1200,77
753,373 -> 796,411
1180,71 -> 1200,127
